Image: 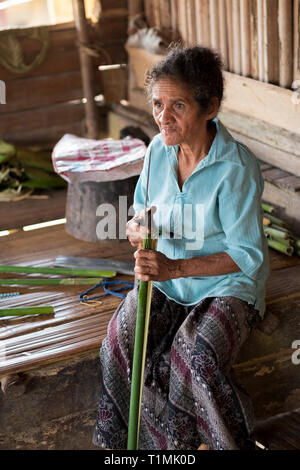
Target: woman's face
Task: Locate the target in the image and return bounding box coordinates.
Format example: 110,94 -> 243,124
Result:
151,77 -> 210,147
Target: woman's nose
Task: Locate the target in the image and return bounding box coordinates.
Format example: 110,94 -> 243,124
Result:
159,107 -> 173,124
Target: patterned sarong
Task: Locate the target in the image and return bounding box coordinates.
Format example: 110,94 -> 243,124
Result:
93,283 -> 261,450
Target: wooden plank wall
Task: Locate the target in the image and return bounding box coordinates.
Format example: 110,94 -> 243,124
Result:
142,0 -> 297,89
0,1 -> 128,147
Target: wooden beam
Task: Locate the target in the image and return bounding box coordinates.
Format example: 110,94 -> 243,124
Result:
222,70 -> 300,135
218,110 -> 300,159
228,129 -> 300,179
72,0 -> 99,139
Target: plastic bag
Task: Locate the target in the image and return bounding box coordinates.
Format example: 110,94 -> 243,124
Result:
52,134 -> 147,183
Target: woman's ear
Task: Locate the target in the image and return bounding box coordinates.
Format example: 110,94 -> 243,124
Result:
207,97 -> 219,120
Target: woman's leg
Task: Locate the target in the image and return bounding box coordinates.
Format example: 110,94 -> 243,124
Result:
166,296 -> 261,450
93,284 -> 184,450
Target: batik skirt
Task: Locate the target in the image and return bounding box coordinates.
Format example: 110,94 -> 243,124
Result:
93,283 -> 261,450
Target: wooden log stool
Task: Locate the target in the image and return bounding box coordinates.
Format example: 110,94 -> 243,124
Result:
65,176 -> 139,242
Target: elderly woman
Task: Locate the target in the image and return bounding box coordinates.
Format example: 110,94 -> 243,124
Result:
93,46 -> 269,451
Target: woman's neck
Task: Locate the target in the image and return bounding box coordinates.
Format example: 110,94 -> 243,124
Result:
179,122 -> 216,166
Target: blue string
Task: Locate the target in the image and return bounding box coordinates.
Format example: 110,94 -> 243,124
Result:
0,292 -> 20,299
79,278 -> 134,302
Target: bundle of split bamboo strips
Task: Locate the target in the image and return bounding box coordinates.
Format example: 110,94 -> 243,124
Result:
262,202 -> 300,257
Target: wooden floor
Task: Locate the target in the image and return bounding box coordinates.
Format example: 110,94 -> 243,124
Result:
255,408 -> 300,450
0,224 -> 135,376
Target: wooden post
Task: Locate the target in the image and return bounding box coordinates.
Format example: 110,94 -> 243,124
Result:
278,0 -> 293,88
72,0 -> 99,139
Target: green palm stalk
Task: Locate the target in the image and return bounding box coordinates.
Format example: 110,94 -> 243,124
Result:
0,265 -> 115,278
262,203 -> 274,214
266,236 -> 294,256
263,226 -> 291,240
0,306 -> 54,317
127,235 -> 157,450
263,213 -> 288,227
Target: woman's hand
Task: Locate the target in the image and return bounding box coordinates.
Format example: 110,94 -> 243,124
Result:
126,213 -> 150,248
126,207 -> 157,248
134,248 -> 179,282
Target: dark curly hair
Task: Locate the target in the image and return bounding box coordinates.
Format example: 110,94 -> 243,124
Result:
145,45 -> 224,118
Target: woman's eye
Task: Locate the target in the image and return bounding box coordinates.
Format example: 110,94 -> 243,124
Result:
153,101 -> 162,109
175,103 -> 184,110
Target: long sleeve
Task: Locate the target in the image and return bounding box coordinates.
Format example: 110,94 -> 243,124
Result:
218,163 -> 267,281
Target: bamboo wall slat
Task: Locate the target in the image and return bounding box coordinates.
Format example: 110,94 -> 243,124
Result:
160,0 -> 172,31
279,0 -> 293,88
232,0 -> 242,74
194,0 -> 211,47
240,0 -> 251,77
177,0 -> 189,43
170,0 -> 179,35
226,0 -> 234,70
153,0 -> 162,29
250,0 -> 259,79
218,0 -> 229,69
209,0 -> 220,51
294,0 -> 300,81
141,0 -> 299,89
186,0 -> 197,44
263,0 -> 280,84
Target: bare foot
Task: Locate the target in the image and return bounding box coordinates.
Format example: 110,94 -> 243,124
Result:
198,443 -> 209,450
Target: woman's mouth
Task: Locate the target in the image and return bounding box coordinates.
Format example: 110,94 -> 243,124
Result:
161,128 -> 177,135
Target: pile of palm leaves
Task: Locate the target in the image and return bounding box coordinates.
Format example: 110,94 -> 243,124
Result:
262,202 -> 300,257
0,140 -> 66,201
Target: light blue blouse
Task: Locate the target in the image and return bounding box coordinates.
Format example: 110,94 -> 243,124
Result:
133,117 -> 270,317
